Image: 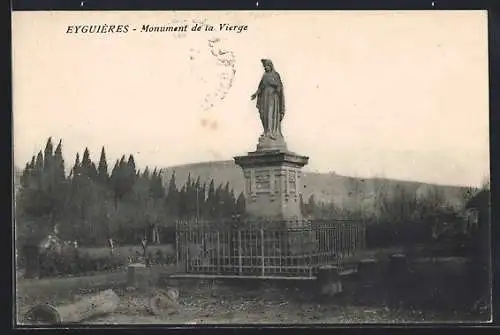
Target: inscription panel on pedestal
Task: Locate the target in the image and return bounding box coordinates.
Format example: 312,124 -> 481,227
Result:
255,170 -> 271,194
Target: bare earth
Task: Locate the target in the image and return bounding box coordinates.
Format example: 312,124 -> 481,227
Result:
16,272 -> 485,325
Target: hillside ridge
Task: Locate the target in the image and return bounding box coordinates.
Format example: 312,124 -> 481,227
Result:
160,160 -> 467,209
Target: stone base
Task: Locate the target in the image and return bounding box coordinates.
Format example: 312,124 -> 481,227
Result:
234,149 -> 309,227
256,133 -> 288,152
127,263 -> 147,289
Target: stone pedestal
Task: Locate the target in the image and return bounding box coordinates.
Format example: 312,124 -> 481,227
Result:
127,263 -> 146,288
234,148 -> 309,226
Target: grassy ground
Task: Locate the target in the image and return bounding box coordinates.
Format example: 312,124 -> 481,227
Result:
77,244 -> 175,260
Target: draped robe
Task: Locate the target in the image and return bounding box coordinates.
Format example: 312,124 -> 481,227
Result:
255,69 -> 285,138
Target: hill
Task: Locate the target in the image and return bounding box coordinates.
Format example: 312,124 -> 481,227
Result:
161,160 -> 468,210
13,160 -> 468,211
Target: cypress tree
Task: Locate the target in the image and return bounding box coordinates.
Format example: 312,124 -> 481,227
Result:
53,140 -> 65,182
185,173 -> 193,217
43,137 -> 53,171
81,148 -> 97,179
71,153 -> 81,179
166,171 -> 179,218
206,179 -> 216,218
126,155 -> 137,195
142,166 -> 150,179
194,177 -> 202,220
115,155 -> 128,199
150,167 -> 165,200
34,151 -> 44,188
29,156 -> 36,169
230,188 -> 236,215
236,192 -> 246,215
97,147 -> 108,184
127,155 -> 137,175
201,182 -> 207,219
214,183 -> 223,219
178,185 -> 187,219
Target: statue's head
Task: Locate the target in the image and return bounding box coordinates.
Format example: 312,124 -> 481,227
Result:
261,59 -> 274,72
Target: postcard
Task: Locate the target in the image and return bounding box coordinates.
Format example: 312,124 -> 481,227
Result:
12,10 -> 491,325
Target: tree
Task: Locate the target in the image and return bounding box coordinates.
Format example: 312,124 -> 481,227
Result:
125,155 -> 137,196
229,188 -> 237,215
306,194 -> 317,217
214,183 -> 224,219
236,192 -> 246,215
178,186 -> 187,219
16,138 -> 67,247
20,162 -> 31,189
206,179 -> 216,218
43,137 -> 54,169
200,182 -> 207,219
193,176 -> 203,220
97,147 -> 109,184
34,151 -> 44,188
71,153 -> 81,179
110,155 -> 130,200
184,173 -> 194,217
20,156 -> 36,189
165,171 -> 179,218
222,182 -> 233,217
150,168 -> 165,200
53,140 -> 65,181
142,166 -> 150,179
64,169 -> 113,245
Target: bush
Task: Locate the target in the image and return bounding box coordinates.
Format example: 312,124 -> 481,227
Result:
365,219 -> 434,249
37,249 -> 126,278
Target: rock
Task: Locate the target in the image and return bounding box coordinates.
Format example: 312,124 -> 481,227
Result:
147,288 -> 180,316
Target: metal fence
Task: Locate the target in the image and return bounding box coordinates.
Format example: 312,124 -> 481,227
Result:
175,219 -> 366,279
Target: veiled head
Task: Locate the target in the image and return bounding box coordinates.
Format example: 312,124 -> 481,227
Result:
261,59 -> 274,72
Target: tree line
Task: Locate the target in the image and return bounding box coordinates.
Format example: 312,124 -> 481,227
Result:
16,138 -> 246,247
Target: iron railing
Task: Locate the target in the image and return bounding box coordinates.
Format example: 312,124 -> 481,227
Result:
175,219 -> 366,278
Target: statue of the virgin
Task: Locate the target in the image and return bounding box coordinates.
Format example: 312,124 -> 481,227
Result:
251,59 -> 286,145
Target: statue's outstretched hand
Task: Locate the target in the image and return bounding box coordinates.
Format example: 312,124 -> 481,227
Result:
251,93 -> 257,100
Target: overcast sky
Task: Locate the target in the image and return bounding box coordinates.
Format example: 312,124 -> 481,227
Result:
12,11 -> 489,187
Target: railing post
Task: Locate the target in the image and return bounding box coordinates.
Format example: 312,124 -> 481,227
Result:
217,231 -> 220,274
261,227 -> 265,276
185,228 -> 190,273
175,223 -> 179,271
238,230 -> 243,275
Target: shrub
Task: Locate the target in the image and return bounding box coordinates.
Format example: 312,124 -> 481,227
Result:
37,249 -> 126,278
